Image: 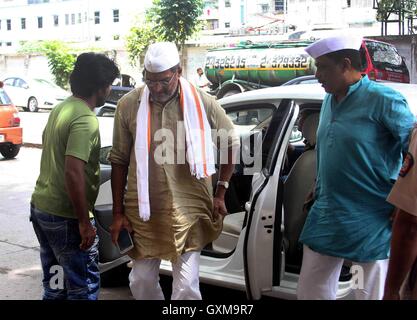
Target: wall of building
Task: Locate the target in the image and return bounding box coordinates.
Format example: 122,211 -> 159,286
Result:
0,54 -> 51,80
285,0 -> 404,36
183,45 -> 211,82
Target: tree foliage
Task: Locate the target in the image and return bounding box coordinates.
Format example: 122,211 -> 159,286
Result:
126,22 -> 162,66
41,41 -> 76,89
19,40 -> 76,89
151,0 -> 204,47
126,0 -> 204,66
376,0 -> 417,21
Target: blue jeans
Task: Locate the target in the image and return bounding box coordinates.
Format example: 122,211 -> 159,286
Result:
30,204 -> 100,300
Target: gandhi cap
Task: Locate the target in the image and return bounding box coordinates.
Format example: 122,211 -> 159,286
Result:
144,42 -> 180,73
305,35 -> 363,59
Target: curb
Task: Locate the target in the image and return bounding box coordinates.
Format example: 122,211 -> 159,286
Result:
23,143 -> 42,149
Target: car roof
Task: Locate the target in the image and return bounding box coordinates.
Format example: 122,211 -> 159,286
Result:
363,38 -> 394,46
220,82 -> 417,115
219,83 -> 325,106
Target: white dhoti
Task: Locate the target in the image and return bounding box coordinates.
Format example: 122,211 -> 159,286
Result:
129,251 -> 202,300
297,245 -> 388,300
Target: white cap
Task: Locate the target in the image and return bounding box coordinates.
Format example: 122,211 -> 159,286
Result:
144,42 -> 180,73
305,35 -> 363,59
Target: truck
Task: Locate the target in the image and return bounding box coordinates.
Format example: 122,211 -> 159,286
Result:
205,38 -> 410,99
204,40 -> 316,99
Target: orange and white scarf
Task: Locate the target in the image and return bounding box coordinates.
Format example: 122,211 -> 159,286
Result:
135,77 -> 215,221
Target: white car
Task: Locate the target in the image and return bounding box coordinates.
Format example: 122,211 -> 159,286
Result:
94,82 -> 417,299
2,76 -> 70,112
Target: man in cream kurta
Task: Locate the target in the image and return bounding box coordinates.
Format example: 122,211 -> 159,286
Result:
384,127 -> 417,300
109,42 -> 239,300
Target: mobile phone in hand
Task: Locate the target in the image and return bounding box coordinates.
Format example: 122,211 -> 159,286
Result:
116,228 -> 134,254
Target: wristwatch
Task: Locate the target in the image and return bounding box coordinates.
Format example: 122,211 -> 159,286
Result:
216,180 -> 229,189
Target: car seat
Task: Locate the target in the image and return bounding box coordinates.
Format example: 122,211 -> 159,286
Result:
283,112 -> 319,258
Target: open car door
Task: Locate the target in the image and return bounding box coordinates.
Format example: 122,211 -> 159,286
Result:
94,146 -> 131,273
243,99 -> 298,299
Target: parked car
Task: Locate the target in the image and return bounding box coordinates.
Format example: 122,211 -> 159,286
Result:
94,74 -> 136,116
107,74 -> 136,104
361,38 -> 410,83
0,81 -> 22,159
94,102 -> 118,117
282,38 -> 410,85
94,81 -> 417,299
2,76 -> 70,112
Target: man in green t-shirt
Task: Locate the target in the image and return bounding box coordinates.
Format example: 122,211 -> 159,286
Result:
30,52 -> 119,300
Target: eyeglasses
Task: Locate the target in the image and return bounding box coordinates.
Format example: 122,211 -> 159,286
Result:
144,71 -> 176,87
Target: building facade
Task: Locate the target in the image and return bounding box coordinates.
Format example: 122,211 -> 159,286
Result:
285,0 -> 382,35
202,0 -> 289,35
0,0 -> 151,53
201,0 -> 400,37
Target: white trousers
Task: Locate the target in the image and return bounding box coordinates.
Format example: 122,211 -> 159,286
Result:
129,251 -> 202,300
297,245 -> 389,300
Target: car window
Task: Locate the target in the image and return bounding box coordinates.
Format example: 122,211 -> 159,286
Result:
0,89 -> 12,105
359,46 -> 368,70
365,41 -> 404,68
112,77 -> 122,86
122,74 -> 136,87
113,74 -> 136,88
3,78 -> 15,86
288,31 -> 306,40
227,107 -> 274,127
15,78 -> 28,88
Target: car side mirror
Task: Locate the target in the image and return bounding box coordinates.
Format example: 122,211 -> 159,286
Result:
22,84 -> 29,89
99,146 -> 112,165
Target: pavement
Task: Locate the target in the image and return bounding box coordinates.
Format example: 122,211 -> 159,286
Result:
0,111 -> 132,299
0,147 -> 46,299
0,144 -> 132,300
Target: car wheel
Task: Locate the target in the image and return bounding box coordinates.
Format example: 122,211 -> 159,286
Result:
0,144 -> 21,159
28,97 -> 39,112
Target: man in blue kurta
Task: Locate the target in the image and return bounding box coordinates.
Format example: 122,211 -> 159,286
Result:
297,35 -> 416,300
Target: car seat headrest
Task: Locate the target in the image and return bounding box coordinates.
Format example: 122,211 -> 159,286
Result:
301,112 -> 320,147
